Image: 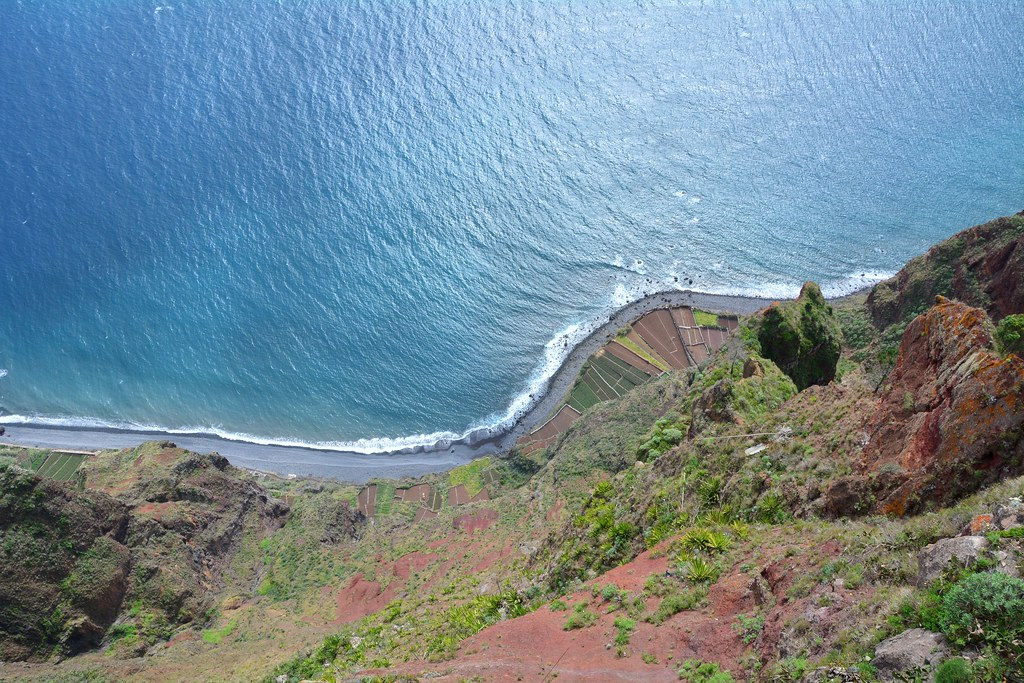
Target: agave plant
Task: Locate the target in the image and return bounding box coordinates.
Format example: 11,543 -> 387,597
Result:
703,531 -> 732,553
683,527 -> 715,551
686,557 -> 720,583
729,520 -> 750,540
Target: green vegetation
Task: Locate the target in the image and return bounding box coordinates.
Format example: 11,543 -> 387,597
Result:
201,618 -> 237,644
756,282 -> 842,389
613,616 -> 636,646
677,658 -> 735,682
563,602 -> 597,630
941,572 -> 1024,655
637,418 -> 685,461
734,612 -> 764,644
448,457 -> 493,496
995,313 -> 1024,357
646,586 -> 707,625
567,353 -> 653,414
935,657 -> 972,683
693,309 -> 720,327
617,331 -> 671,372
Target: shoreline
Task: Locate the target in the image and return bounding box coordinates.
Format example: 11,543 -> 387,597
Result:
2,288 -> 781,483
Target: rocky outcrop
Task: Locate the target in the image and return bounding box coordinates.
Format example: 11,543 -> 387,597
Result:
868,212 -> 1024,329
823,298 -> 1024,516
757,282 -> 842,390
0,465 -> 131,661
0,443 -> 303,661
871,629 -> 949,681
916,536 -> 988,587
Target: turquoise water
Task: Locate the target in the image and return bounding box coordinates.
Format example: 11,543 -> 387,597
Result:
1,1 -> 1022,452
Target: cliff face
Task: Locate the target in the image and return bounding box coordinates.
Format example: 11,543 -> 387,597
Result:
867,212 -> 1024,328
0,443 -> 337,662
0,466 -> 130,660
822,298 -> 1024,517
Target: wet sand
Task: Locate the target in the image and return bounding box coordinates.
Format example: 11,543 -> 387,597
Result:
2,289 -> 774,483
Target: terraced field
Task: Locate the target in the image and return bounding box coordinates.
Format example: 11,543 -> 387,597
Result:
356,460 -> 499,522
519,305 -> 739,453
14,449 -> 90,483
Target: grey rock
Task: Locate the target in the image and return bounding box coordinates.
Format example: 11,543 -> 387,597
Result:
993,549 -> 1022,578
994,499 -> 1024,531
917,536 -> 988,587
872,629 -> 949,681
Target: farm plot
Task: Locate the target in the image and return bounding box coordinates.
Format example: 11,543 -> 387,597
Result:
517,405 -> 582,454
30,451 -> 87,482
566,350 -> 654,413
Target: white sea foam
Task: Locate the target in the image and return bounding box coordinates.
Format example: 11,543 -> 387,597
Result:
0,269 -> 894,455
0,369 -> 7,379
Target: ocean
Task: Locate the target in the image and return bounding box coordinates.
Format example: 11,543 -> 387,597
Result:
1,0 -> 1022,454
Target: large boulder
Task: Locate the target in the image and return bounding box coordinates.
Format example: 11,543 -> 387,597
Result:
825,298 -> 1024,516
757,282 -> 842,390
871,629 -> 949,681
916,536 -> 988,587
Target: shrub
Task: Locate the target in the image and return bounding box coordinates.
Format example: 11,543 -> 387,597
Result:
637,419 -> 686,461
940,572 -> 1024,652
756,282 -> 842,389
549,599 -> 568,611
734,612 -> 764,644
563,603 -> 597,630
935,657 -> 971,683
995,314 -> 1024,357
677,658 -> 734,682
613,616 -> 636,646
685,557 -> 720,584
647,586 -> 708,625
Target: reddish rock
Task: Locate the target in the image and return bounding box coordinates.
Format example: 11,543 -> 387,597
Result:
965,514 -> 994,535
828,298 -> 1024,516
454,508 -> 498,533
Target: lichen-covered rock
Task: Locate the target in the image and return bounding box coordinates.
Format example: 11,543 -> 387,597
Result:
830,298 -> 1024,516
867,212 -> 1024,329
757,281 -> 842,390
916,536 -> 988,587
871,628 -> 949,681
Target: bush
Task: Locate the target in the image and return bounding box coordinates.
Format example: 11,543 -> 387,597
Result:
677,659 -> 734,682
995,314 -> 1024,357
940,572 -> 1024,652
647,586 -> 708,625
935,657 -> 971,683
756,282 -> 842,390
563,603 -> 597,630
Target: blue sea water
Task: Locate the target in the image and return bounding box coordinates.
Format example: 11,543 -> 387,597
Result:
1,0 -> 1022,452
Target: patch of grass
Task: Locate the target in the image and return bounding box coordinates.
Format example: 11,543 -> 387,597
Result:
677,658 -> 735,682
563,602 -> 597,630
448,457 -> 493,497
693,309 -> 721,327
549,599 -> 568,611
646,586 -> 707,625
201,619 -> 237,644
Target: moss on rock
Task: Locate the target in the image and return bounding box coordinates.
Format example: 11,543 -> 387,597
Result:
756,282 -> 842,390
